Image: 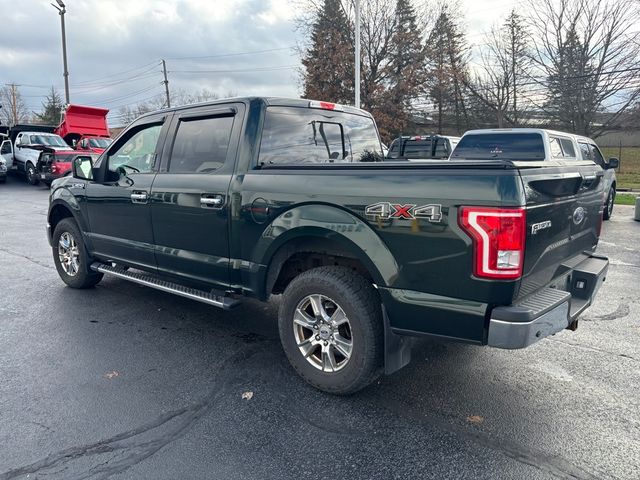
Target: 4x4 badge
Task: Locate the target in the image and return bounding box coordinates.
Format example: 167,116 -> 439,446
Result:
365,202 -> 443,222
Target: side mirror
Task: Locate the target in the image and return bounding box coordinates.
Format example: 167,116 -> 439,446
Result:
72,155 -> 94,180
607,157 -> 619,169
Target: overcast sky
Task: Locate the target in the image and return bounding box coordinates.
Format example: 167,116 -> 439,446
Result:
0,0 -> 516,126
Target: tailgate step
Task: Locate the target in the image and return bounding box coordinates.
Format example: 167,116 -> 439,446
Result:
91,263 -> 241,310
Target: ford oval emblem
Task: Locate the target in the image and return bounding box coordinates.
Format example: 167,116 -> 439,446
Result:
572,207 -> 586,225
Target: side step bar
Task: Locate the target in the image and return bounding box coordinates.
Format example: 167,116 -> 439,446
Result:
91,262 -> 241,310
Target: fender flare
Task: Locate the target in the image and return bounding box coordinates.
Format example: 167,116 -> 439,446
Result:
251,203 -> 400,297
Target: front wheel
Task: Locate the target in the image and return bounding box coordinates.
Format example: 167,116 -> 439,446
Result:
278,266 -> 384,395
26,162 -> 39,185
52,218 -> 103,288
603,188 -> 615,220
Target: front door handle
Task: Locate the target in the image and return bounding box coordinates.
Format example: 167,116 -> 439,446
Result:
131,191 -> 148,204
200,194 -> 224,208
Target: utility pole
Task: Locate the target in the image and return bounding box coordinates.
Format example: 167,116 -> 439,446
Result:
52,0 -> 70,104
355,0 -> 361,109
161,60 -> 171,108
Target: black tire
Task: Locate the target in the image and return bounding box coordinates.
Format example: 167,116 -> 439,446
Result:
278,266 -> 383,395
603,188 -> 615,220
0,177 -> 6,183
26,162 -> 39,185
52,218 -> 103,288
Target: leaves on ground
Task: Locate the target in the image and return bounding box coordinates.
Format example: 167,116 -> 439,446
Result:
466,415 -> 484,424
241,391 -> 254,400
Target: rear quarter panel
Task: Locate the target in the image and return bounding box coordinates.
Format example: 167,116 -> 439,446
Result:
230,165 -> 526,306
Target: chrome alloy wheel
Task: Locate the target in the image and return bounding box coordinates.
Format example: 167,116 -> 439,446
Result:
58,232 -> 80,276
293,294 -> 353,372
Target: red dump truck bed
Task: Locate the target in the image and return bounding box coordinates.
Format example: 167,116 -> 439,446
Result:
55,104 -> 110,145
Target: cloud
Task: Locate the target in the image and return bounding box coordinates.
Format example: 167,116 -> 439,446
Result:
0,0 -> 303,124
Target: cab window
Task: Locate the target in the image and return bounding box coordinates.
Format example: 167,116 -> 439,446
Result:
579,142 -> 593,161
106,124 -> 162,176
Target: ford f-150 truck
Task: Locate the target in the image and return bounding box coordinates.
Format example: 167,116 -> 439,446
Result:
47,97 -> 609,394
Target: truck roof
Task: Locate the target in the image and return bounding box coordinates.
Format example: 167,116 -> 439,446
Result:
136,97 -> 374,121
462,128 -> 597,144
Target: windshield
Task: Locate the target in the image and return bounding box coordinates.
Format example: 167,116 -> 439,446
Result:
451,133 -> 545,160
30,135 -> 68,147
89,138 -> 112,148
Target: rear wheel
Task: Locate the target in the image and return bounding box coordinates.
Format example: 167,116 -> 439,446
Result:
52,218 -> 103,288
278,266 -> 383,395
26,162 -> 39,185
603,187 -> 615,220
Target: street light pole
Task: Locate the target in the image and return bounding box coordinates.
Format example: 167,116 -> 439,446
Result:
51,0 -> 70,104
355,0 -> 361,109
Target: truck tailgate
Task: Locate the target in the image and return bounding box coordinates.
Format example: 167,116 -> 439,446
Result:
517,161 -> 605,301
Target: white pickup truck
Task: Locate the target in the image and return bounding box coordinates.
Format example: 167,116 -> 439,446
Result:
1,130 -> 75,185
450,128 -> 619,219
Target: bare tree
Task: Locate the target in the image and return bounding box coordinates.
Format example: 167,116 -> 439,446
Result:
471,10 -> 531,127
528,0 -> 640,136
0,84 -> 29,126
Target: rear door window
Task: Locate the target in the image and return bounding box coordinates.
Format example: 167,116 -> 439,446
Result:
168,116 -> 234,173
451,133 -> 545,160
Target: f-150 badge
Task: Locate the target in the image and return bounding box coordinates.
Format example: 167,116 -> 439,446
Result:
365,202 -> 442,222
531,220 -> 552,234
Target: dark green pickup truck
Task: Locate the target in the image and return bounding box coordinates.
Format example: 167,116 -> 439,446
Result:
47,97 -> 609,394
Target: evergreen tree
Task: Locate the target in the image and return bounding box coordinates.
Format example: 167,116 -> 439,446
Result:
36,87 -> 64,125
424,6 -> 469,134
546,27 -> 598,133
384,0 -> 426,137
301,0 -> 354,104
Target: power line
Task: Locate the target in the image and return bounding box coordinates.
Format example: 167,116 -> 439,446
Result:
169,65 -> 297,74
166,46 -> 295,61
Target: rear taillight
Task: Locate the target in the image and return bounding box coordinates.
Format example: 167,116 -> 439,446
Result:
51,162 -> 59,174
459,206 -> 526,279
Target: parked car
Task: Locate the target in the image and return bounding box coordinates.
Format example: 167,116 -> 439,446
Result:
572,135 -> 618,220
0,156 -> 7,183
451,128 -> 619,220
386,134 -> 460,160
48,97 -> 608,394
0,134 -> 13,171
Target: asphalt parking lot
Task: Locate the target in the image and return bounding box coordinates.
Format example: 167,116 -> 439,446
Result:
0,175 -> 638,480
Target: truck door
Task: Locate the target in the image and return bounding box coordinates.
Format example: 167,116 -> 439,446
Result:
84,114 -> 169,270
150,103 -> 244,289
0,139 -> 13,169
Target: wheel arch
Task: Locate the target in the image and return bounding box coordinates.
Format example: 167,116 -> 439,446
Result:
48,191 -> 89,246
250,204 -> 400,299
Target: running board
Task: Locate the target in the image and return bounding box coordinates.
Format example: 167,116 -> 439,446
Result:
91,262 -> 241,310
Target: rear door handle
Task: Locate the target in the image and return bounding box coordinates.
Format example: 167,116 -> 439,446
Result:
131,191 -> 148,204
200,194 -> 224,208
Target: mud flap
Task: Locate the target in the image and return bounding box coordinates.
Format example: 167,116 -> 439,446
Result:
382,305 -> 413,375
